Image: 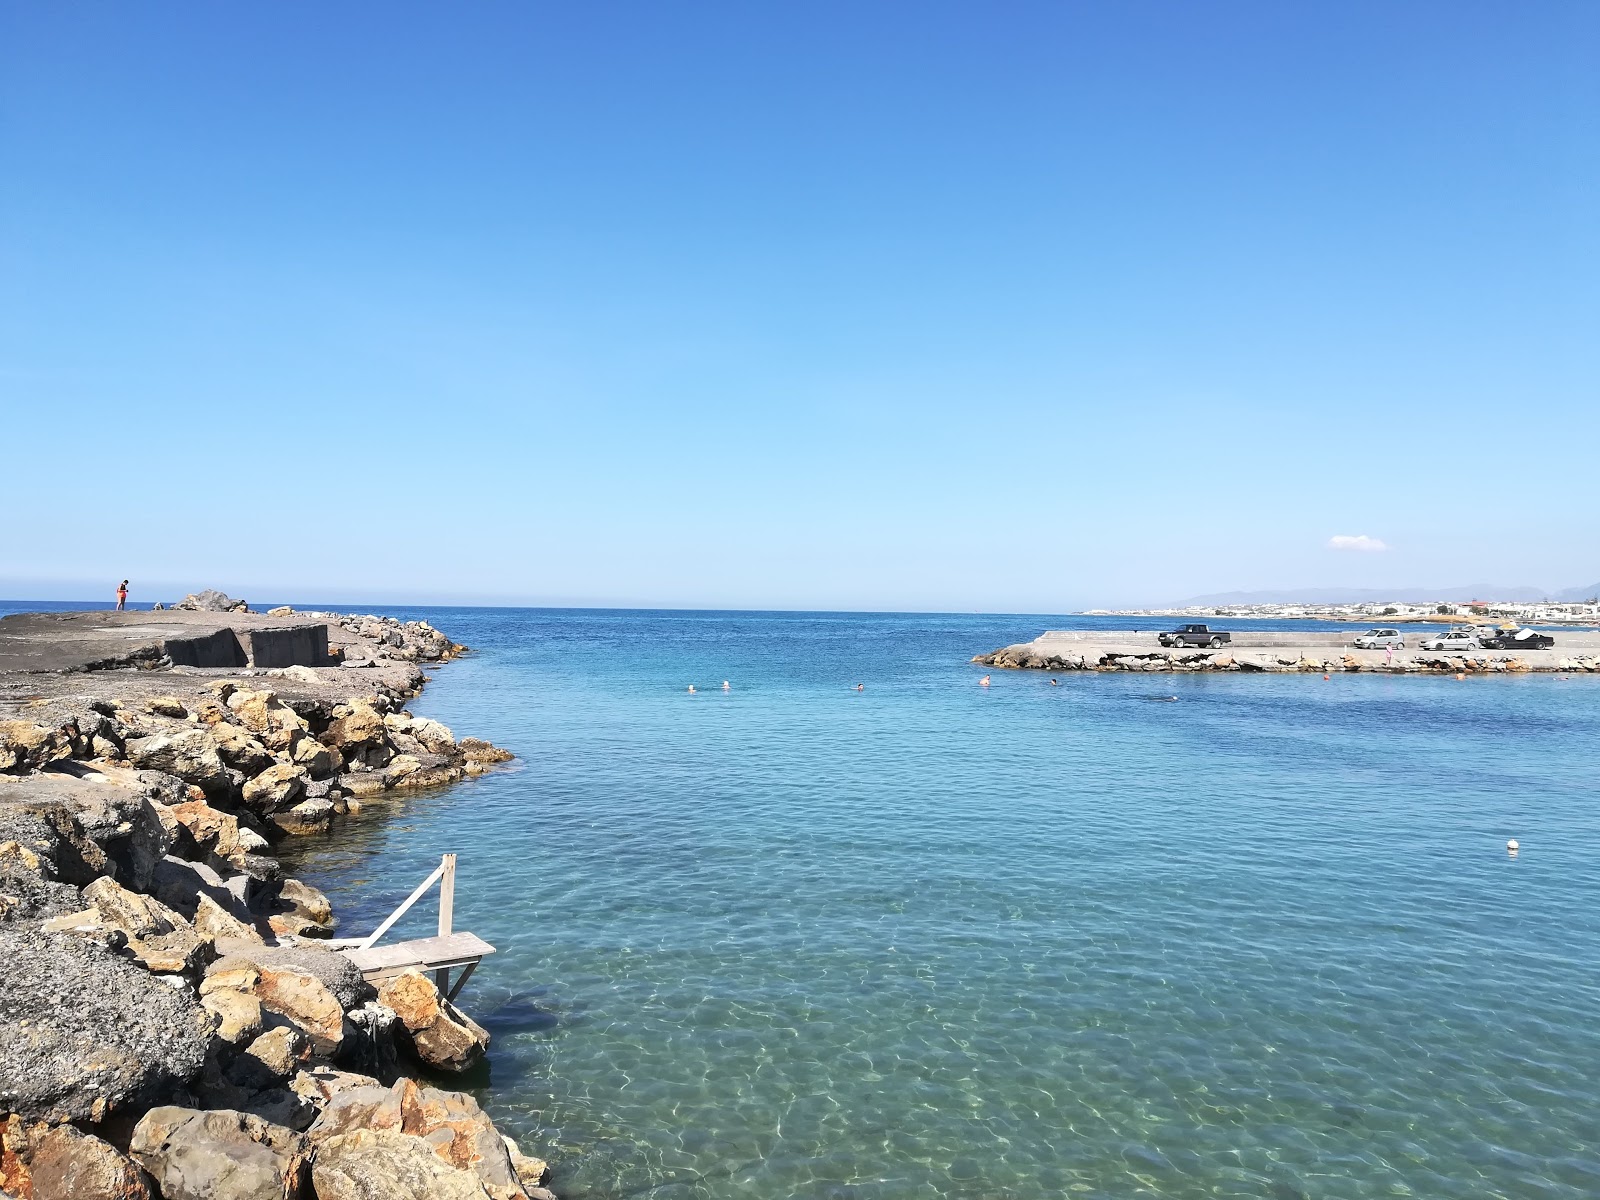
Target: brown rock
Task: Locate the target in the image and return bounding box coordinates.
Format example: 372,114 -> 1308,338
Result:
252,965 -> 349,1056
309,1127 -> 495,1200
377,970 -> 490,1072
457,738 -> 512,765
307,1078 -> 526,1200
241,764 -> 309,813
212,724 -> 275,776
203,986 -> 265,1044
81,876 -> 208,975
194,892 -> 265,944
129,1106 -> 306,1200
1,1118 -> 152,1200
233,1025 -> 311,1085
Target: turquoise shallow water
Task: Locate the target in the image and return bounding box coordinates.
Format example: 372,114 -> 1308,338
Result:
268,608 -> 1600,1200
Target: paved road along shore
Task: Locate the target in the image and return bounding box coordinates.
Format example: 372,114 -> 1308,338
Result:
975,628 -> 1600,674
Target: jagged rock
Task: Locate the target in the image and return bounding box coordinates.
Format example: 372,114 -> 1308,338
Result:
168,798 -> 246,863
309,1128 -> 496,1200
307,1078 -> 527,1200
150,855 -> 251,923
203,942 -> 371,1057
228,1025 -> 311,1092
81,876 -> 208,974
212,724 -> 275,776
129,1107 -> 305,1200
0,839 -> 82,922
457,738 -> 513,765
267,606 -> 295,617
0,929 -> 209,1122
172,589 -> 247,613
502,1135 -> 550,1194
0,788 -> 112,885
321,704 -> 392,769
242,763 -> 308,813
227,691 -> 309,751
271,797 -> 332,836
0,1117 -> 153,1200
275,877 -> 333,927
203,986 -> 265,1044
194,892 -> 264,944
0,721 -> 72,774
289,1064 -> 382,1109
208,940 -> 373,1011
337,773 -> 388,798
290,735 -> 337,778
125,730 -> 229,796
145,696 -> 189,719
377,970 -> 490,1072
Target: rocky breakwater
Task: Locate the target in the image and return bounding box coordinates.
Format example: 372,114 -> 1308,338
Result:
974,639 -> 1600,675
0,599 -> 551,1200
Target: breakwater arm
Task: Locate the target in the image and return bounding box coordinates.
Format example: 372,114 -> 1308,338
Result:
0,597 -> 555,1200
974,629 -> 1600,674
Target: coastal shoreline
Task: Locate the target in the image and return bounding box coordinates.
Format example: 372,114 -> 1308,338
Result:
975,629 -> 1600,675
0,595 -> 554,1200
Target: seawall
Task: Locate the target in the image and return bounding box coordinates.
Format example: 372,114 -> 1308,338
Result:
975,628 -> 1600,674
0,597 -> 555,1200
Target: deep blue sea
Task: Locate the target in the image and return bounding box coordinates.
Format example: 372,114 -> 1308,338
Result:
8,604 -> 1600,1199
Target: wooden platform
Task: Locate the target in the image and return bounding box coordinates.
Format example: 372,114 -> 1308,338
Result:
339,931 -> 495,997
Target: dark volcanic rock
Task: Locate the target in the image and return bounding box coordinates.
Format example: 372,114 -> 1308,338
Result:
0,929 -> 210,1122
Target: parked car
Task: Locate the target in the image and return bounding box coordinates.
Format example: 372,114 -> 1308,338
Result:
1420,633 -> 1482,652
1353,628 -> 1405,649
1159,624 -> 1231,648
1480,628 -> 1555,650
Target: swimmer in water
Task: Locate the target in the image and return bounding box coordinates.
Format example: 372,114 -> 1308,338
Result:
854,683 -> 864,692
687,685 -> 696,694
980,675 -> 991,687
722,680 -> 731,691
1049,678 -> 1059,686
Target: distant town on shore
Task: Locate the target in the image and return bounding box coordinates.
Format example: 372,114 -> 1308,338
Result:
1086,595 -> 1600,624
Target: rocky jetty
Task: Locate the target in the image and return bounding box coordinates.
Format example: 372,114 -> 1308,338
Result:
976,643 -> 1600,674
0,602 -> 549,1200
975,630 -> 1600,675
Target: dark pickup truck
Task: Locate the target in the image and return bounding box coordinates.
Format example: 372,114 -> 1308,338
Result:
1159,624 -> 1232,648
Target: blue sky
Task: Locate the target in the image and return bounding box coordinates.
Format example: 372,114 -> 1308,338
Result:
2,2 -> 1595,609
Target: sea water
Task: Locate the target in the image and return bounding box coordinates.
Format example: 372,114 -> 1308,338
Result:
251,609 -> 1594,1198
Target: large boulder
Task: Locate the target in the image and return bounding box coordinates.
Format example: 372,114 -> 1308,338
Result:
241,764 -> 308,814
211,724 -> 275,776
0,838 -> 82,922
0,721 -> 72,774
0,1117 -> 153,1200
129,1107 -> 305,1200
310,1128 -> 496,1200
0,929 -> 209,1122
307,1078 -> 527,1200
80,876 -> 209,974
377,971 -> 490,1072
320,705 -> 392,769
125,730 -> 229,797
203,941 -> 372,1058
172,590 -> 248,613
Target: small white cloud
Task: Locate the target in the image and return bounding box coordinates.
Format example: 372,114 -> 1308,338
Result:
1327,534 -> 1390,552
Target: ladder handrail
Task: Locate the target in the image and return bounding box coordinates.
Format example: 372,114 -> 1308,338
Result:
357,853 -> 457,951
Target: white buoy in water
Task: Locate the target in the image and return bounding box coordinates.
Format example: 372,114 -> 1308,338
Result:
1507,839 -> 1520,855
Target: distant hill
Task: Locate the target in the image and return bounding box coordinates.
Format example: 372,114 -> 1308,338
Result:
1184,585 -> 1584,606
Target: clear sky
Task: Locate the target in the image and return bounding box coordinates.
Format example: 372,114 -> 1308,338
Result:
3,2 -> 1595,609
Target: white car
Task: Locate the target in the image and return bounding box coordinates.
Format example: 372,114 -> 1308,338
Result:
1421,633 -> 1482,652
1353,628 -> 1405,649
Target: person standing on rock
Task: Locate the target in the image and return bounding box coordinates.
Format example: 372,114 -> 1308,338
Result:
116,580 -> 129,611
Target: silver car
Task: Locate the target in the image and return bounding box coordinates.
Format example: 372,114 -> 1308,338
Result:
1353,628 -> 1405,649
1421,633 -> 1482,652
